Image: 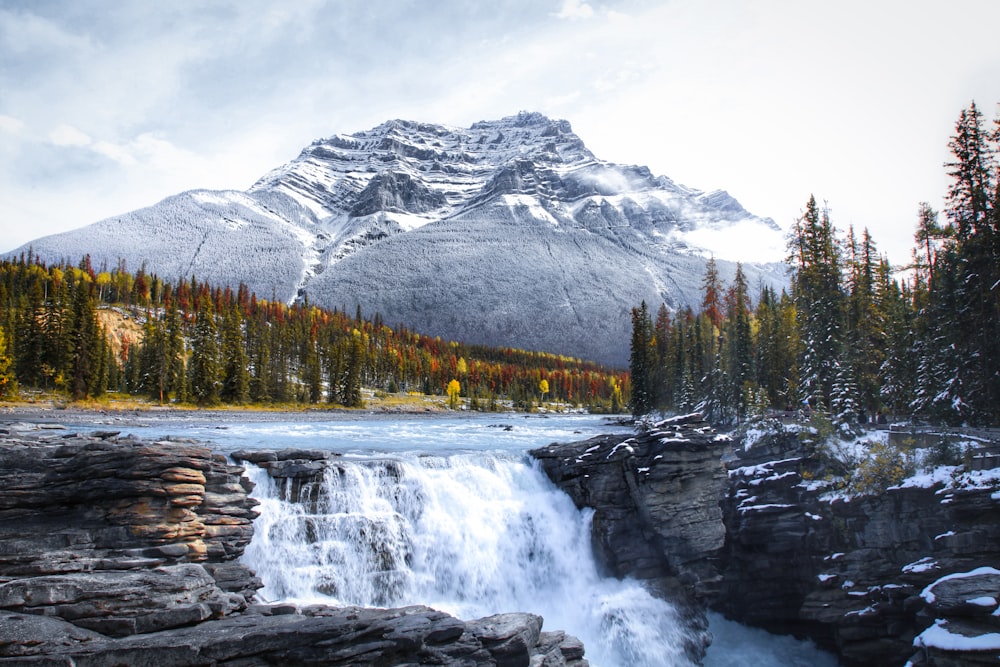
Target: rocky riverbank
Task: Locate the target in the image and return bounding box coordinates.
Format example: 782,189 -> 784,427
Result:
0,422 -> 587,666
531,414 -> 1000,666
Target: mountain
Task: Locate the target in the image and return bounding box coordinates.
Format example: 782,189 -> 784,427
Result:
12,112 -> 787,366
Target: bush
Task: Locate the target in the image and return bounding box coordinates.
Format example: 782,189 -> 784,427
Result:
848,440 -> 911,496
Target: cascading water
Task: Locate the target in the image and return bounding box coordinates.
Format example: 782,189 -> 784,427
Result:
242,451 -> 702,667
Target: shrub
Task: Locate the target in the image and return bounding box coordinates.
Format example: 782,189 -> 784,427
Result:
848,440 -> 911,496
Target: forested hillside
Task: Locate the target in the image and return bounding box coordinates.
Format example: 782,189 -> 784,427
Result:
0,257 -> 628,411
630,101 -> 1000,427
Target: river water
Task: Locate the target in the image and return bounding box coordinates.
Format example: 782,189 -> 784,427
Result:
72,412 -> 837,667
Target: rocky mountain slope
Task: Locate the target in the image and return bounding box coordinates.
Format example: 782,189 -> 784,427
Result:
12,112 -> 787,365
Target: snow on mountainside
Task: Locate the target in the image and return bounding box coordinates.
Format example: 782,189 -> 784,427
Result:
12,112 -> 788,365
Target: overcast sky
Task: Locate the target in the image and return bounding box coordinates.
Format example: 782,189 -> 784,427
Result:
2,0 -> 999,264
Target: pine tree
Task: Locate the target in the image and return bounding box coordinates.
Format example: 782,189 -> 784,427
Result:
339,329 -> 364,407
165,298 -> 187,402
913,101 -> 999,423
879,277 -> 916,419
68,275 -> 101,401
189,294 -> 221,406
220,302 -> 249,404
723,263 -> 753,420
789,195 -> 844,410
629,302 -> 654,417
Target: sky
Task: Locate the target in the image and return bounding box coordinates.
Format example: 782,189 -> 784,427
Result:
1,0 -> 999,264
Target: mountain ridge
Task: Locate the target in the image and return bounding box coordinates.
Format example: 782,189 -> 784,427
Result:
11,112 -> 787,365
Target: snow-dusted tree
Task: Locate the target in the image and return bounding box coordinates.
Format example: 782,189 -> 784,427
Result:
788,195 -> 844,410
878,274 -> 916,419
912,101 -> 999,424
723,263 -> 753,420
830,361 -> 862,437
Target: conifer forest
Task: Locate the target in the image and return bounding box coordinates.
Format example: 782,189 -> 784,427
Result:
0,259 -> 628,411
629,101 -> 1000,428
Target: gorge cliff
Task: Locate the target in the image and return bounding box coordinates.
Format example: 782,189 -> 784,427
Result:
531,414 -> 1000,666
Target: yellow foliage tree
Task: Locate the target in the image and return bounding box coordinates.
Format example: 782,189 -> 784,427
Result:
0,326 -> 15,398
539,378 -> 549,402
447,379 -> 461,410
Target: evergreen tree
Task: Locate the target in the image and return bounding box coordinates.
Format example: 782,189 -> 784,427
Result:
189,294 -> 221,406
629,302 -> 654,416
789,195 -> 844,409
913,101 -> 999,423
723,263 -> 753,420
220,302 -> 249,403
339,329 -> 364,407
165,298 -> 187,402
68,276 -> 101,401
879,277 -> 917,418
248,315 -> 272,403
830,360 -> 862,436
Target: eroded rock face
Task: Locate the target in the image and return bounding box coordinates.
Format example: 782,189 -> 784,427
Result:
0,424 -> 589,667
531,413 -> 730,605
719,426 -> 1000,666
532,417 -> 1000,667
0,426 -> 261,653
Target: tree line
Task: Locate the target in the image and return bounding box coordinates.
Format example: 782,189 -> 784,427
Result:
630,101 -> 1000,428
0,257 -> 629,411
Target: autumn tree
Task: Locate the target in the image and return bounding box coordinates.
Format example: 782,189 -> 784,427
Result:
0,325 -> 15,398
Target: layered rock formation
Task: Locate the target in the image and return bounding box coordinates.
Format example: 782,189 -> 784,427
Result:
719,425 -> 1000,666
531,413 -> 730,607
532,415 -> 1000,667
0,423 -> 587,666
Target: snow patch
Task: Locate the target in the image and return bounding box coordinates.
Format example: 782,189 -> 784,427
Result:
921,567 -> 1000,604
606,440 -> 635,459
914,620 -> 1000,652
966,596 -> 997,608
903,557 -> 939,574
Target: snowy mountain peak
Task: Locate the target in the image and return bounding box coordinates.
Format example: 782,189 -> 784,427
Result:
13,113 -> 787,365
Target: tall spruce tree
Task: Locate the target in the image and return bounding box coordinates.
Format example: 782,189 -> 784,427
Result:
789,195 -> 844,410
189,294 -> 221,406
220,302 -> 249,404
68,275 -> 101,401
914,101 -> 999,423
629,302 -> 654,417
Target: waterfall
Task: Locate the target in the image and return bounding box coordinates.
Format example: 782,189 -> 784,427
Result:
241,451 -> 701,667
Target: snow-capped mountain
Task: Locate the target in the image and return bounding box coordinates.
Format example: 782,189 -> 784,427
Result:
13,112 -> 787,366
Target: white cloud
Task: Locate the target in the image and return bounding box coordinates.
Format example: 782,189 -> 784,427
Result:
555,0 -> 595,20
0,115 -> 24,135
49,124 -> 91,147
